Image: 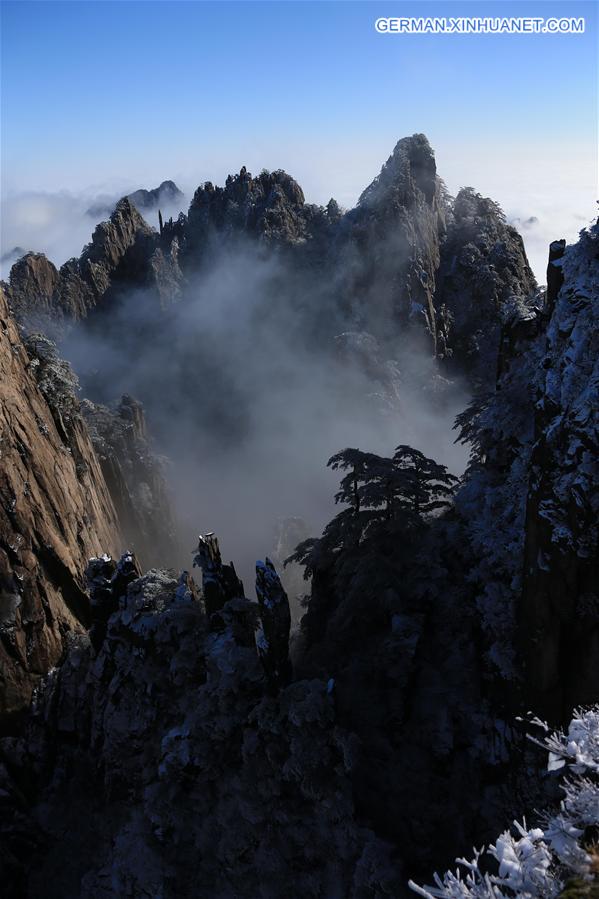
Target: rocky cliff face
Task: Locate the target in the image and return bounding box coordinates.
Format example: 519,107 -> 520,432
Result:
0,288 -> 121,722
185,167 -> 320,253
0,289 -> 179,721
81,395 -> 177,568
3,254 -> 62,334
336,134 -> 446,353
2,199 -> 182,331
434,187 -> 538,387
0,546 -> 399,898
519,223 -> 599,720
452,222 -> 598,715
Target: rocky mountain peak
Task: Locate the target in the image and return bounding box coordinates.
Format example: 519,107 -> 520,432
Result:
434,186 -> 538,385
128,179 -> 184,212
358,132 -> 438,210
186,166 -> 308,251
82,197 -> 153,269
3,253 -> 60,328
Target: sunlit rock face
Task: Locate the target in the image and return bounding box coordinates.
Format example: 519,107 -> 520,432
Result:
0,294 -> 178,720
0,287 -> 121,719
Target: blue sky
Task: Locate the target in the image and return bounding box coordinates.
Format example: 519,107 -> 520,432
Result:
1,0 -> 596,278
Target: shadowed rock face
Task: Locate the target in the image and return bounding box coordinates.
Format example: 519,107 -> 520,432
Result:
519,223 -> 599,720
0,287 -> 122,721
338,134 -> 446,352
128,179 -> 184,212
80,395 -> 177,569
3,254 -> 61,332
185,167 -> 315,253
0,226 -> 595,898
434,187 -> 538,387
3,138 -> 594,898
1,558 -> 399,898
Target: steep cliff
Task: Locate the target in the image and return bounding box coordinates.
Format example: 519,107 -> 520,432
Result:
434,187 -> 538,386
3,254 -> 63,335
185,166 -> 320,254
0,288 -> 121,721
81,395 -> 177,567
336,133 -> 447,352
0,548 -> 398,898
453,221 -> 598,715
519,223 -> 598,720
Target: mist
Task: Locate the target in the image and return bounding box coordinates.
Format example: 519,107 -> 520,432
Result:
3,174 -> 594,288
60,238 -> 469,593
0,188 -> 189,279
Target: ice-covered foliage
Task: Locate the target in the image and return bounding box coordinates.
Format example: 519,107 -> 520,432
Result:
409,706 -> 599,899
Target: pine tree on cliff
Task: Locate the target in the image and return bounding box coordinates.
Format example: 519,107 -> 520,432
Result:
289,444 -> 458,570
288,444 -> 459,650
391,445 -> 459,516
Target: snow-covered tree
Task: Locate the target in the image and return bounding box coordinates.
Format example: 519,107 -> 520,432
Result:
409,706 -> 599,899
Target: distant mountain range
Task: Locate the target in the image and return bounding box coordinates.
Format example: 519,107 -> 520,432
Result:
85,178 -> 184,218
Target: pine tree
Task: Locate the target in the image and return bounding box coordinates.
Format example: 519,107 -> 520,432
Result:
391,445 -> 459,516
288,445 -> 459,571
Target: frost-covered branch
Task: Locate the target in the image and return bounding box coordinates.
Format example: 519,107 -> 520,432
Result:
409,706 -> 599,899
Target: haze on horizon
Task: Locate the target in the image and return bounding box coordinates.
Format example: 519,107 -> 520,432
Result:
1,0 -> 597,281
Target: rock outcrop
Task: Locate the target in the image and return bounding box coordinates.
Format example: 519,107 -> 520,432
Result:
185,167 -> 319,256
0,293 -> 178,720
81,395 -> 177,568
269,517 -> 311,628
451,222 -> 598,717
2,253 -> 62,334
337,133 -> 447,352
0,551 -> 398,898
434,187 -> 538,386
2,198 -> 183,330
519,222 -> 599,720
0,287 -> 122,721
0,224 -> 595,898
